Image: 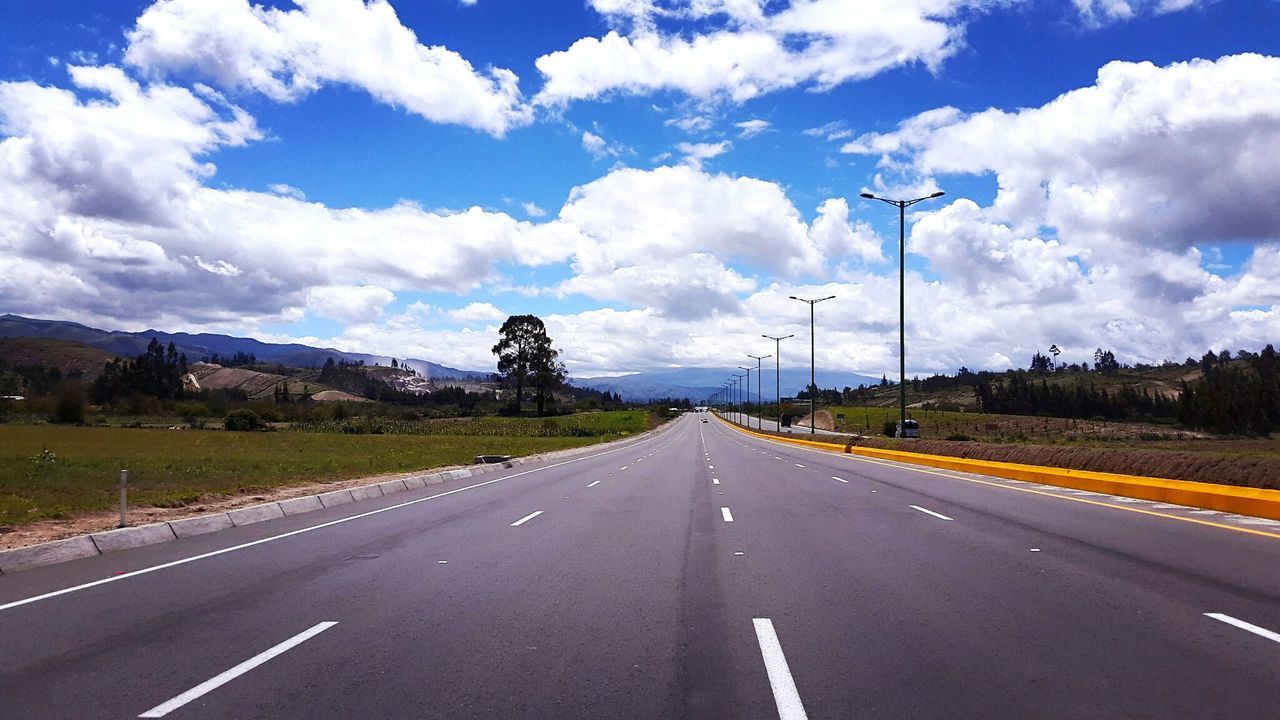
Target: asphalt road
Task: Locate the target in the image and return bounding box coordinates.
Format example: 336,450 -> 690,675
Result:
2,413 -> 1278,719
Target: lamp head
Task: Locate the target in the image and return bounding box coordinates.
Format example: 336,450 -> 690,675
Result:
929,191 -> 945,199
859,192 -> 875,199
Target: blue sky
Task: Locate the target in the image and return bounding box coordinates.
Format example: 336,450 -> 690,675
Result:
2,0 -> 1279,377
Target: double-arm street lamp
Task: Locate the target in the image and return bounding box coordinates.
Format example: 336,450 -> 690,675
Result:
788,295 -> 835,434
762,334 -> 793,432
738,366 -> 752,426
860,190 -> 945,436
747,354 -> 771,431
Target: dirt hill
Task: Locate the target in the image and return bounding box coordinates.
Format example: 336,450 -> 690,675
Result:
0,337 -> 116,379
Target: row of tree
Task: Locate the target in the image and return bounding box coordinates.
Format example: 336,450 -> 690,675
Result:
1178,345 -> 1280,434
92,339 -> 189,403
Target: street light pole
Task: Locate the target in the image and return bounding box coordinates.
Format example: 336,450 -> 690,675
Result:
860,190 -> 945,436
748,354 -> 771,431
762,334 -> 793,432
789,295 -> 835,434
738,366 -> 752,426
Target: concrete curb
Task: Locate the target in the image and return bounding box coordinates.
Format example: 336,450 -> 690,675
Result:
716,414 -> 1280,521
0,419 -> 677,576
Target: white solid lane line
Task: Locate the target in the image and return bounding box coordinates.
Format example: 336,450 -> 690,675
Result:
721,507 -> 734,522
1205,613 -> 1280,644
139,621 -> 338,718
753,618 -> 809,720
510,511 -> 543,527
587,480 -> 602,488
831,476 -> 848,483
909,505 -> 953,521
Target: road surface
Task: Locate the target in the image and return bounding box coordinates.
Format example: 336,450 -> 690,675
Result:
2,413 -> 1278,718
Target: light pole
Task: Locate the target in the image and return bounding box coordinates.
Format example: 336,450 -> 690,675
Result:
738,366 -> 752,426
734,374 -> 747,423
748,354 -> 771,431
860,190 -> 945,436
789,295 -> 835,434
762,334 -> 793,431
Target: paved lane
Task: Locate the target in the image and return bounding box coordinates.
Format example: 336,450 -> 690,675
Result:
1,413 -> 1277,718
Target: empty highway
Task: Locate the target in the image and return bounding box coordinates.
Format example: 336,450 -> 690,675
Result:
1,413 -> 1278,719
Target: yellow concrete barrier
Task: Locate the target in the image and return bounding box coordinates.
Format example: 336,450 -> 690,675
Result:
714,414 -> 1280,521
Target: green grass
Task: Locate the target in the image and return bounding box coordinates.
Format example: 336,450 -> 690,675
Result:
0,410 -> 651,526
287,410 -> 652,437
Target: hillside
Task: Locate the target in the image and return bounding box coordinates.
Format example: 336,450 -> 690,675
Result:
0,314 -> 490,382
0,337 -> 116,379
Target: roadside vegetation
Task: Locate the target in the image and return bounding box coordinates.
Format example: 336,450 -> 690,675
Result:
0,410 -> 653,526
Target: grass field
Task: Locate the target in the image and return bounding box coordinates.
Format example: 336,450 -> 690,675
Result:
0,411 -> 652,526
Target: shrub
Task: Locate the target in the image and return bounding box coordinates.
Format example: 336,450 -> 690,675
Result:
883,420 -> 898,438
946,433 -> 974,441
52,388 -> 86,425
224,409 -> 266,431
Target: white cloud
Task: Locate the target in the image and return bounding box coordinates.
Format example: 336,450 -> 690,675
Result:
534,1 -> 976,106
665,114 -> 715,133
735,119 -> 770,138
448,302 -> 507,324
306,284 -> 395,323
582,130 -> 610,159
809,198 -> 885,265
845,54 -> 1280,252
676,140 -> 731,168
267,183 -> 306,200
1071,0 -> 1206,25
124,0 -> 531,136
522,201 -> 547,218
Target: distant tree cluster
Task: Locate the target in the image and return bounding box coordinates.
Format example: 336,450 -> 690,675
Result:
0,360 -> 77,396
975,375 -> 1176,421
1178,346 -> 1280,435
203,351 -> 258,367
92,339 -> 189,402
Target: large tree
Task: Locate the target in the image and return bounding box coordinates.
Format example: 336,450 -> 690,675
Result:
492,315 -> 564,415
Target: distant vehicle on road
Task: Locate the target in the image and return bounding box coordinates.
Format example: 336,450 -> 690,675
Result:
701,417 -> 708,423
896,419 -> 920,439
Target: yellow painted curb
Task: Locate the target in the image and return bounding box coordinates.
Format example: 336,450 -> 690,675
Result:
714,414 -> 1280,521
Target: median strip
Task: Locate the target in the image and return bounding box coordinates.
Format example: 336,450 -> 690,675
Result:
715,413 -> 1280,523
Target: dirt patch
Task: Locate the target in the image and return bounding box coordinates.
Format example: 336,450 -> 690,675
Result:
794,409 -> 835,431
0,465 -> 469,552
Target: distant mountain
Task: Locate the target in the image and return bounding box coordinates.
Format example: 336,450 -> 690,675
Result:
576,366 -> 882,402
0,314 -> 491,382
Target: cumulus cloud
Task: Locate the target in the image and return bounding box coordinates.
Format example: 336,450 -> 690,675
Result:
0,70 -> 862,339
809,198 -> 885,265
448,302 -> 507,324
306,284 -> 395,323
845,54 -> 1280,251
124,0 -> 532,136
832,53 -> 1280,368
534,0 -> 977,106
